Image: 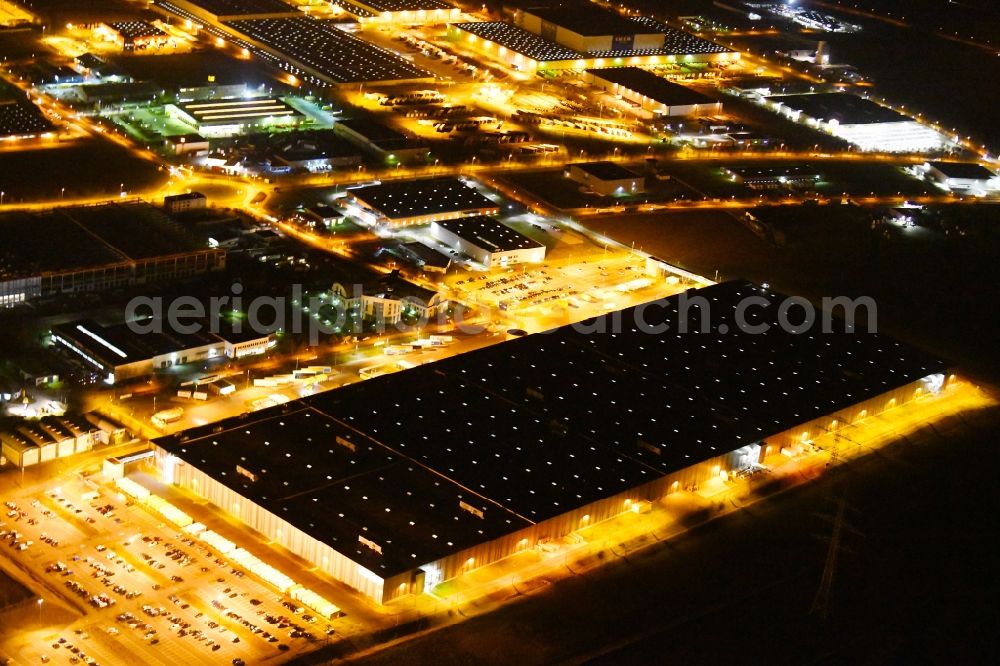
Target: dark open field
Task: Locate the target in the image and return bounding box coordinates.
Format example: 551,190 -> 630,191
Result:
108,52 -> 280,90
583,204 -> 1000,381
0,137 -> 166,203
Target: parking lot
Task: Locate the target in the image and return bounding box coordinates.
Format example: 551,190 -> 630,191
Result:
0,474 -> 356,666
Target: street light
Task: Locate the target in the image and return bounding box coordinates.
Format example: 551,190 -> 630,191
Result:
37,598 -> 43,623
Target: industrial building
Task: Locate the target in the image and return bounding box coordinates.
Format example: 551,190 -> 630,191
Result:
334,118 -> 428,160
585,67 -> 721,117
163,0 -> 298,23
0,415 -> 105,469
96,21 -> 169,50
334,0 -> 460,24
721,165 -> 822,189
164,191 -> 207,214
331,270 -> 443,324
167,98 -> 303,138
0,98 -> 54,139
566,161 -> 645,196
51,317 -> 275,384
271,136 -> 362,172
518,6 -> 666,54
431,216 -> 545,268
924,161 -> 999,193
152,281 -> 948,604
0,202 -> 226,309
345,176 -> 500,227
449,18 -> 737,73
219,17 -> 434,85
765,93 -> 950,153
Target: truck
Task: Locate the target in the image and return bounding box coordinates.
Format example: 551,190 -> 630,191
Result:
151,407 -> 184,428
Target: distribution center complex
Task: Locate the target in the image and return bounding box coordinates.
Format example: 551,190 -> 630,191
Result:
152,281 -> 949,604
430,216 -> 546,267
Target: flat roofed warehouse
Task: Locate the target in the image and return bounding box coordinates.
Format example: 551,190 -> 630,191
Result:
354,0 -> 454,11
334,117 -> 427,158
586,67 -> 721,116
106,21 -> 167,40
765,92 -> 949,152
431,216 -> 545,267
450,21 -> 582,62
767,92 -> 907,125
166,0 -> 298,21
154,281 -> 948,604
525,5 -> 651,37
449,20 -> 734,72
346,176 -> 500,226
173,98 -> 301,126
340,0 -> 460,22
518,5 -> 732,57
0,99 -> 54,138
222,18 -> 433,84
0,202 -> 225,308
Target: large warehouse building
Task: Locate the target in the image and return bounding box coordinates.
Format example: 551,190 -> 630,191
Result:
430,216 -> 545,267
344,176 -> 500,227
167,97 -> 304,137
333,0 -> 460,25
765,92 -> 950,152
450,10 -> 736,72
152,281 -> 949,604
52,318 -> 275,384
585,67 -> 721,117
0,202 -> 225,308
157,1 -> 434,85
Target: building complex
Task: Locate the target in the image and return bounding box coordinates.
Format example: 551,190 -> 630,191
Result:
152,281 -> 948,604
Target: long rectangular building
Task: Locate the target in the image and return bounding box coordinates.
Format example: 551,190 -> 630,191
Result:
344,176 -> 500,227
765,93 -> 950,152
450,21 -> 737,73
153,281 -> 949,604
585,67 -> 721,116
0,202 -> 225,308
431,216 -> 545,267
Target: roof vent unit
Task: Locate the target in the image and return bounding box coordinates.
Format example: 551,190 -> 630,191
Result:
459,500 -> 484,519
335,435 -> 357,453
637,438 -> 662,456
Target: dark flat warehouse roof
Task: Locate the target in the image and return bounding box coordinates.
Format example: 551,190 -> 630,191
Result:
587,67 -> 715,107
0,202 -> 203,280
348,176 -> 498,220
767,92 -> 908,125
156,281 -> 945,577
526,5 -> 654,37
927,161 -> 997,180
350,0 -> 453,11
223,18 -> 431,84
435,216 -> 543,253
452,22 -> 582,62
569,161 -> 640,181
178,0 -> 297,18
52,319 -> 221,368
108,21 -> 167,39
